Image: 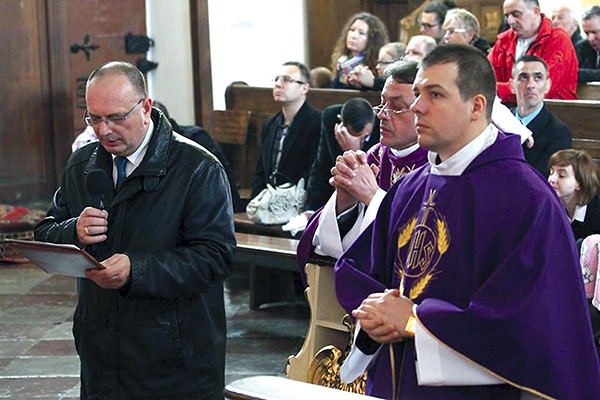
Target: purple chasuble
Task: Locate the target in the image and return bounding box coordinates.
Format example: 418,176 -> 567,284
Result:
335,133 -> 600,399
367,143 -> 427,190
296,145 -> 428,282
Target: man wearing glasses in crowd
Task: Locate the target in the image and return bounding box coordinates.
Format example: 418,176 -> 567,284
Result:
35,61 -> 236,399
418,0 -> 457,44
250,61 -> 321,200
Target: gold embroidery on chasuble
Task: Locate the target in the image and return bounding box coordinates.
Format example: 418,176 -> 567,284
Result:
395,189 -> 450,299
390,162 -> 419,186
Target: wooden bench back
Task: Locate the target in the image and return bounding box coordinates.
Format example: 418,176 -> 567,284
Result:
209,110 -> 250,145
578,82 -> 600,101
225,85 -> 381,113
546,99 -> 600,160
209,110 -> 252,190
220,85 -> 600,191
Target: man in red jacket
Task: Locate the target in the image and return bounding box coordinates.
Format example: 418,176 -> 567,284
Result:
489,0 -> 578,104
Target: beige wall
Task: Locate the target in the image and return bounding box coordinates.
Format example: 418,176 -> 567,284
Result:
207,0 -> 307,110
146,0 -> 195,125
540,0 -> 593,17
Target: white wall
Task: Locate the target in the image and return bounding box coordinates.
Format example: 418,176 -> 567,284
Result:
207,0 -> 307,110
145,0 -> 195,125
145,0 -> 307,119
539,0 -> 583,16
539,0 -> 584,23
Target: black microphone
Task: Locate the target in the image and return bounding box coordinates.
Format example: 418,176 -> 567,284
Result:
86,169 -> 112,209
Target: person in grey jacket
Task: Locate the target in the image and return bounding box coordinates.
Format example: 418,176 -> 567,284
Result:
576,5 -> 600,83
35,61 -> 235,400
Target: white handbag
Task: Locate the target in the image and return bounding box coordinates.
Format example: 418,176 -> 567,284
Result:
246,178 -> 307,225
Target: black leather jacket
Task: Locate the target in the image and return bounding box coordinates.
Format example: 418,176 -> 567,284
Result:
35,109 -> 236,399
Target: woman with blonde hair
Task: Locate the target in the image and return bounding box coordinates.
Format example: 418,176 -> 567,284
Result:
442,8 -> 490,54
330,12 -> 389,89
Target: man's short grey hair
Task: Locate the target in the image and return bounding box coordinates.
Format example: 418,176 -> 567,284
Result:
582,5 -> 600,21
87,61 -> 148,99
382,58 -> 419,84
380,42 -> 407,61
555,6 -> 578,20
444,8 -> 481,36
408,35 -> 438,55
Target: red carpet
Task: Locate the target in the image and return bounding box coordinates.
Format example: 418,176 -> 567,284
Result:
0,204 -> 46,262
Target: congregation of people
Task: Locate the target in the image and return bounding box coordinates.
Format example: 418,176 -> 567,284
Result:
265,1 -> 600,399
54,0 -> 600,399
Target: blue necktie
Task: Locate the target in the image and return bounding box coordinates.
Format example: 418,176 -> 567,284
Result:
115,156 -> 128,188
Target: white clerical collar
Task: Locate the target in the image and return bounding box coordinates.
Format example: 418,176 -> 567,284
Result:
113,119 -> 154,169
573,204 -> 587,223
429,124 -> 498,176
390,142 -> 420,158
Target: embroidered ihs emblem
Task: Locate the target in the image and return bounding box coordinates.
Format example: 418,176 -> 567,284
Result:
395,189 -> 450,299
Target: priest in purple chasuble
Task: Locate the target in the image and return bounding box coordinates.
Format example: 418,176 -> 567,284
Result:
297,60 -> 533,283
334,45 -> 600,400
297,59 -> 427,280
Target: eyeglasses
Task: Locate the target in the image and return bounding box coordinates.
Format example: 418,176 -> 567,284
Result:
372,104 -> 411,117
84,98 -> 144,126
273,75 -> 307,85
444,28 -> 468,35
376,60 -> 394,66
419,22 -> 439,30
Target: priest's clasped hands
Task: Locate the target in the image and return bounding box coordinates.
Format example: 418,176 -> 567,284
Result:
352,288 -> 416,344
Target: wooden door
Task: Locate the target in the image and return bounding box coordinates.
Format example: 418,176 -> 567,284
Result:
0,1 -> 55,204
0,0 -> 146,206
65,0 -> 146,138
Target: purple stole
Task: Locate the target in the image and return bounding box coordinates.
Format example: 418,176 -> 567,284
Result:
367,143 -> 427,190
335,133 -> 600,399
296,145 -> 428,280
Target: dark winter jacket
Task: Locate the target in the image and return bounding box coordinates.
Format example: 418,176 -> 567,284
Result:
35,109 -> 235,399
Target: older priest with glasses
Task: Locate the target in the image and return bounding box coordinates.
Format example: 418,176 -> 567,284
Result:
297,58 -> 428,281
35,61 -> 235,399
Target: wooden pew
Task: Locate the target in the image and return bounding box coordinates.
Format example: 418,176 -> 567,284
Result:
234,212 -> 294,239
221,85 -> 600,189
546,99 -> 600,161
226,85 -> 381,113
578,82 -> 600,101
234,232 -> 300,310
286,259 -> 359,389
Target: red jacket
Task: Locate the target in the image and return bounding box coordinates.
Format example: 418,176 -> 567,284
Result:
488,15 -> 578,103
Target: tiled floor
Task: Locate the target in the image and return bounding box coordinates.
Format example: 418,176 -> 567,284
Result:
0,262 -> 309,399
